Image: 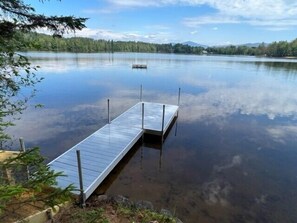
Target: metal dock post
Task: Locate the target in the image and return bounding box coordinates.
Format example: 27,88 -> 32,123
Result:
178,87 -> 181,106
161,105 -> 165,142
140,84 -> 143,102
107,99 -> 110,124
142,102 -> 144,129
76,150 -> 86,207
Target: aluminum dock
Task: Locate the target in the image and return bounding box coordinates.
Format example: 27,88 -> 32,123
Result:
48,101 -> 179,202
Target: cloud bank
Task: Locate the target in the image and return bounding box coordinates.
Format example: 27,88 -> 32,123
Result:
106,0 -> 297,30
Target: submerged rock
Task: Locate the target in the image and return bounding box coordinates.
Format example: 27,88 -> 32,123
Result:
160,208 -> 173,217
110,195 -> 133,207
97,194 -> 108,202
135,200 -> 154,210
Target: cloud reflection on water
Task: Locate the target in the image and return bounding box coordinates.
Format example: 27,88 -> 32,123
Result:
179,73 -> 297,122
9,71 -> 297,146
266,125 -> 297,144
6,89 -> 143,145
8,54 -> 297,147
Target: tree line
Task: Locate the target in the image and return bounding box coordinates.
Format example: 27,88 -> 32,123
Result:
15,32 -> 205,54
15,32 -> 297,57
207,40 -> 297,57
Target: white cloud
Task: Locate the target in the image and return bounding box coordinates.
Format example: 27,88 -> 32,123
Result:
210,0 -> 285,18
71,28 -> 127,40
190,30 -> 198,35
107,0 -> 161,7
36,27 -> 164,43
106,0 -> 216,8
62,28 -> 170,43
248,18 -> 297,29
106,0 -> 297,16
106,0 -> 297,30
183,14 -> 240,27
183,0 -> 297,30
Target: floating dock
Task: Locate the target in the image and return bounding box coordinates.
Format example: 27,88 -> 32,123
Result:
132,64 -> 147,69
48,102 -> 178,202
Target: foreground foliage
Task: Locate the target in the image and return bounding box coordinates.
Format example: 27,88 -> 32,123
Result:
0,147 -> 74,220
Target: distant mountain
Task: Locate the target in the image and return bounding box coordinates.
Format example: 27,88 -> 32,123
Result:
182,41 -> 208,48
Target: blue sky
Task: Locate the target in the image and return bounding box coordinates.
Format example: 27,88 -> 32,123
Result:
28,0 -> 297,46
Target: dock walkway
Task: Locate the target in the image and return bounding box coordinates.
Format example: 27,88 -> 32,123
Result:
48,102 -> 178,201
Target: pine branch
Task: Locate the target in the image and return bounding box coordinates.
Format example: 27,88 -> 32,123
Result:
0,0 -> 87,38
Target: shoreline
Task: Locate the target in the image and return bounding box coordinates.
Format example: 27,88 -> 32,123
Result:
53,194 -> 183,223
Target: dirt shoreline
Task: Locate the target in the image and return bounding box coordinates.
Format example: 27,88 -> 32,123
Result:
53,194 -> 183,223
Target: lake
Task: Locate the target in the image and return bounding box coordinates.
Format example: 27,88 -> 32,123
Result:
7,52 -> 297,223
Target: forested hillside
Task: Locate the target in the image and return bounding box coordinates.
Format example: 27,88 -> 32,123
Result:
208,40 -> 297,57
15,32 -> 204,54
15,32 -> 297,57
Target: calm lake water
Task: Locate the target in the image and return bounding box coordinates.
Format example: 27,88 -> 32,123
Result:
7,52 -> 297,223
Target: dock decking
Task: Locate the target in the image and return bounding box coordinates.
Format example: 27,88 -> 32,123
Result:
48,102 -> 178,201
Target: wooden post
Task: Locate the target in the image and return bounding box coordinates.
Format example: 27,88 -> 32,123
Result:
76,150 -> 85,208
142,102 -> 144,129
161,105 -> 165,132
140,84 -> 143,102
107,99 -> 110,124
19,137 -> 26,152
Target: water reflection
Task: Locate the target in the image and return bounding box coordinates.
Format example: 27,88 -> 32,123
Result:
6,53 -> 297,222
266,125 -> 297,144
254,61 -> 297,79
